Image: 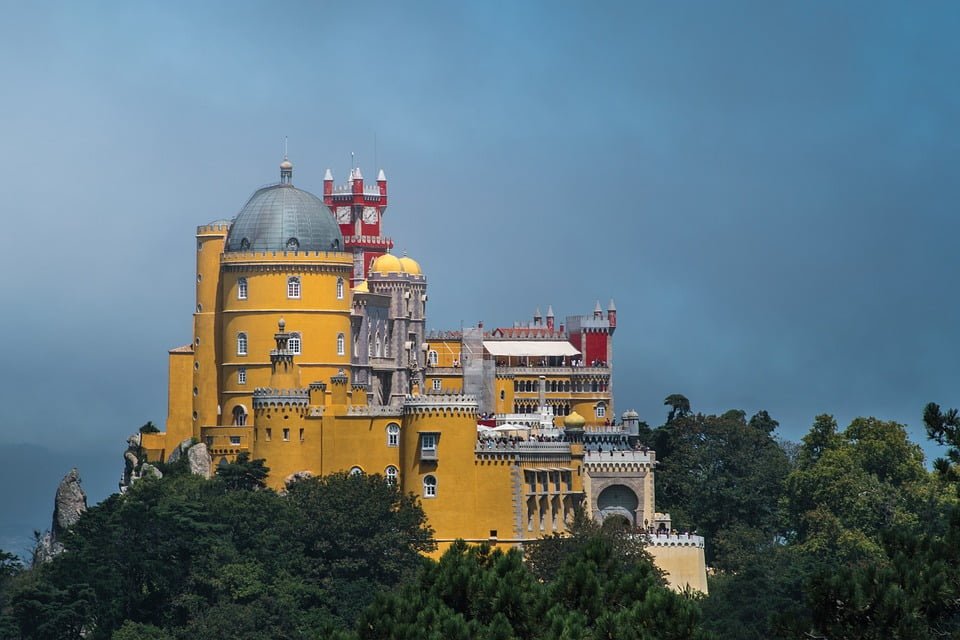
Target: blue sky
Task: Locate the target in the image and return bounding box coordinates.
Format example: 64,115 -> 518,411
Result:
1,1 -> 959,550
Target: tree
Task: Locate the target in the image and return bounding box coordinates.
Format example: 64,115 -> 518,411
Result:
923,402 -> 960,481
215,452 -> 270,491
652,409 -> 790,568
138,422 -> 160,434
663,394 -> 691,423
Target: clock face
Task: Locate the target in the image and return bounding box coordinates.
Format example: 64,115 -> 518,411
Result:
335,206 -> 351,223
362,206 -> 378,224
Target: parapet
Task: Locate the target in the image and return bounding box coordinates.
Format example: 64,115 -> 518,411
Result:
252,387 -> 310,408
403,393 -> 479,415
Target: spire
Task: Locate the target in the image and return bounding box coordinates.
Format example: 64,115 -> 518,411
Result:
608,299 -> 616,311
324,168 -> 333,181
546,305 -> 554,317
594,300 -> 602,319
377,169 -> 386,181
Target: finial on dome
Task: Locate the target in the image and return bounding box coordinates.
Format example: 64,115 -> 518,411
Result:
280,156 -> 293,184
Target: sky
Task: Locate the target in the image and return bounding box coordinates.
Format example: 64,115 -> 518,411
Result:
1,0 -> 959,552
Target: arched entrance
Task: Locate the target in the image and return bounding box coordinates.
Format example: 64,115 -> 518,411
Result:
596,484 -> 639,526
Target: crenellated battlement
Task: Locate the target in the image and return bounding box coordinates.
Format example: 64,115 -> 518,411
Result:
403,393 -> 478,415
252,388 -> 310,408
196,223 -> 231,235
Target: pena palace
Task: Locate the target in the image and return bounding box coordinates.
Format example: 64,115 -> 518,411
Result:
141,156 -> 708,591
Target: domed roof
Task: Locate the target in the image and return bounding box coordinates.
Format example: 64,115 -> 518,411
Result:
564,411 -> 586,428
370,253 -> 403,274
354,280 -> 369,293
225,165 -> 343,253
398,255 -> 422,275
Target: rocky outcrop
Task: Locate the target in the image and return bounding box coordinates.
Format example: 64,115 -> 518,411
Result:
35,468 -> 87,563
187,443 -> 212,478
284,470 -> 314,488
120,433 -> 164,493
166,438 -> 195,464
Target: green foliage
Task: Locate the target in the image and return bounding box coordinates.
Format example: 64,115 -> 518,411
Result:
139,421 -> 161,434
652,408 -> 790,568
214,451 -> 270,491
663,394 -> 691,423
923,402 -> 960,482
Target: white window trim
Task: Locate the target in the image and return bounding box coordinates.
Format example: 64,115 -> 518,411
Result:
337,333 -> 345,356
386,423 -> 400,447
432,378 -> 441,391
287,276 -> 301,299
237,367 -> 247,385
238,277 -> 248,300
385,466 -> 398,485
237,332 -> 248,356
423,475 -> 437,498
336,277 -> 344,300
288,333 -> 301,355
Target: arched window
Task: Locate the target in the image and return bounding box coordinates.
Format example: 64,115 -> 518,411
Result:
375,332 -> 382,358
237,332 -> 248,356
423,475 -> 437,498
288,332 -> 301,355
336,277 -> 344,300
287,276 -> 301,299
237,367 -> 247,385
386,423 -> 400,447
427,350 -> 438,366
385,466 -> 398,485
232,405 -> 247,426
367,332 -> 372,357
349,466 -> 364,476
237,277 -> 248,300
337,333 -> 345,356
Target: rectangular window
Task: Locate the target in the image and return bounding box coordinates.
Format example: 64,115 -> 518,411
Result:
229,436 -> 241,446
287,277 -> 301,299
432,378 -> 441,391
265,428 -> 272,441
238,277 -> 248,300
237,367 -> 246,385
299,428 -> 304,442
283,428 -> 290,441
420,433 -> 438,460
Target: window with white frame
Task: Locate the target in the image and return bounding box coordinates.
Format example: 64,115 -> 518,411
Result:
237,367 -> 246,385
386,423 -> 400,447
337,333 -> 345,356
432,378 -> 441,391
288,332 -> 301,355
427,350 -> 438,366
385,466 -> 398,485
420,433 -> 437,460
237,277 -> 248,300
423,474 -> 437,498
595,402 -> 607,418
349,466 -> 364,476
237,332 -> 248,356
287,276 -> 301,299
336,277 -> 344,300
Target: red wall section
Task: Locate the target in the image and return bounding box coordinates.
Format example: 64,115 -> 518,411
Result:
585,332 -> 608,365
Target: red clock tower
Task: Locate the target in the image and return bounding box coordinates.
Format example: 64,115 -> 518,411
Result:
323,166 -> 393,286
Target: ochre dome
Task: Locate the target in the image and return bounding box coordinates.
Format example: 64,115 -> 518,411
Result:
225,183 -> 343,253
354,279 -> 369,293
564,411 -> 586,428
398,255 -> 422,275
371,253 -> 403,274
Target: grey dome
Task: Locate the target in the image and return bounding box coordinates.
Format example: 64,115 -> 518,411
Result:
225,183 -> 343,253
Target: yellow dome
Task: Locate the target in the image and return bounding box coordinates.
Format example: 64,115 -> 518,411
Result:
371,253 -> 403,274
564,411 -> 586,428
398,255 -> 422,276
354,280 -> 369,292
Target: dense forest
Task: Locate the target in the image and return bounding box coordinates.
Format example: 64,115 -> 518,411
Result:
2,399 -> 959,639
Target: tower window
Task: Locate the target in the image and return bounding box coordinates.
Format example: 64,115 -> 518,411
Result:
427,350 -> 438,366
336,277 -> 344,300
337,333 -> 345,356
288,332 -> 301,355
283,428 -> 290,441
230,436 -> 241,446
432,379 -> 441,391
287,276 -> 301,299
385,466 -> 398,485
237,367 -> 246,385
237,277 -> 248,300
595,402 -> 607,418
237,332 -> 248,356
386,423 -> 400,447
423,475 -> 437,498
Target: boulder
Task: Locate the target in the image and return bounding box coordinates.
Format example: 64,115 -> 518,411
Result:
35,468 -> 87,563
186,443 -> 212,478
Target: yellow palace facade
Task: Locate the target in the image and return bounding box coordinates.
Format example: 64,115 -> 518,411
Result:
144,158 -> 707,592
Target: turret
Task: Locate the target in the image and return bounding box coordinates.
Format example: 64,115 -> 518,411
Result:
377,168 -> 387,202
593,300 -> 603,320
546,305 -> 555,331
534,307 -> 542,327
323,168 -> 333,198
607,299 -> 617,330
351,166 -> 363,196
280,157 -> 293,184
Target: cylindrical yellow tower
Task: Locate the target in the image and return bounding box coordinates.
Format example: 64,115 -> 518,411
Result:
192,222 -> 229,437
